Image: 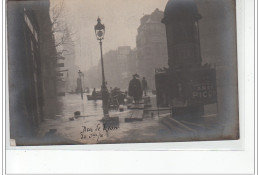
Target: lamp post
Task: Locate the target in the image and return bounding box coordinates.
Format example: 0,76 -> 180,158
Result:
94,17 -> 109,118
78,70 -> 84,99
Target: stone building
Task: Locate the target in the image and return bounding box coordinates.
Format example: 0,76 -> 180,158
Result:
136,8 -> 168,89
7,0 -> 58,142
33,1 -> 59,118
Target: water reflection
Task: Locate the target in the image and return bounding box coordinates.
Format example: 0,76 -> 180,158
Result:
57,93 -> 104,118
93,100 -> 98,110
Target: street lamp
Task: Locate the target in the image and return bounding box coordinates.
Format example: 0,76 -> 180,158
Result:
78,70 -> 84,99
78,70 -> 83,76
94,17 -> 109,118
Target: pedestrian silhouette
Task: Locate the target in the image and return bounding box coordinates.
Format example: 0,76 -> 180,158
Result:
128,74 -> 143,104
92,88 -> 97,97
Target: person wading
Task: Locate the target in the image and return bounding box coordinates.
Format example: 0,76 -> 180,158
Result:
128,74 -> 143,104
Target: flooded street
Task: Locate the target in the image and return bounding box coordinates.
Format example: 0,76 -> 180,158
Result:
7,2 -> 239,174
58,93 -> 105,119
38,93 -> 172,144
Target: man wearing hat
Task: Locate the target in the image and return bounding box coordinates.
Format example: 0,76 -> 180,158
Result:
128,74 -> 143,104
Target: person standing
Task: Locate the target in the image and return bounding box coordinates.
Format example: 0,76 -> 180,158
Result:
142,77 -> 148,96
92,88 -> 97,98
128,74 -> 143,104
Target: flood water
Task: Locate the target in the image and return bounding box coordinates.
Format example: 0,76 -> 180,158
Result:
57,93 -> 104,119
38,93 -> 170,144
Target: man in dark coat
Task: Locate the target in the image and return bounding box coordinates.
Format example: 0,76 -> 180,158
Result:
142,77 -> 148,96
128,74 -> 143,104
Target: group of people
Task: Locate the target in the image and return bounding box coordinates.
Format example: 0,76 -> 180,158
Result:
91,74 -> 148,104
128,74 -> 148,104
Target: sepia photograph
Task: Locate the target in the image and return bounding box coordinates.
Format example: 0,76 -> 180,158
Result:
7,0 -> 239,146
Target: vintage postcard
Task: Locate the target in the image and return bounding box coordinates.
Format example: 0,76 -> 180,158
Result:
7,0 -> 239,146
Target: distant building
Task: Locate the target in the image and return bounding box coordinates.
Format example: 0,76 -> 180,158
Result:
7,0 -> 58,141
86,9 -> 169,90
85,65 -> 101,89
54,25 -> 78,95
85,45 -> 139,90
136,8 -> 168,89
126,49 -> 138,76
63,27 -> 78,93
56,55 -> 66,96
33,1 -> 58,118
117,46 -> 131,76
103,50 -> 120,88
117,46 -> 131,88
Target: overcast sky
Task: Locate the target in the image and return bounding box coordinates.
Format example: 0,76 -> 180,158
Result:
50,0 -> 168,71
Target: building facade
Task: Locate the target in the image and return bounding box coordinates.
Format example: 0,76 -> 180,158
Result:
8,0 -> 58,142
86,46 -> 136,90
136,8 -> 168,89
